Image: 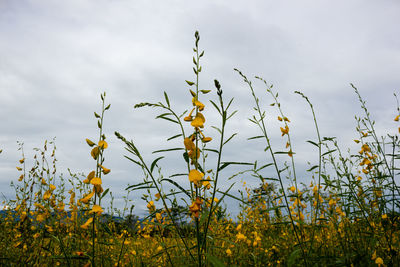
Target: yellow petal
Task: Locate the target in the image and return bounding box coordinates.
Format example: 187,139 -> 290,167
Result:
49,184 -> 56,191
91,147 -> 100,160
90,205 -> 103,214
191,113 -> 205,128
101,165 -> 111,174
81,217 -> 93,229
90,177 -> 102,185
189,169 -> 204,184
184,137 -> 196,151
98,140 -> 108,149
86,139 -> 96,147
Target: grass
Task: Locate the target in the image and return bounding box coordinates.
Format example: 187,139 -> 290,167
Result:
0,31 -> 399,266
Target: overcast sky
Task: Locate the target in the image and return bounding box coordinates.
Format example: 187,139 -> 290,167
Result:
1,0 -> 399,217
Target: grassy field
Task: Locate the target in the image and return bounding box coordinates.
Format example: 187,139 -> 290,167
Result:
1,32 -> 399,267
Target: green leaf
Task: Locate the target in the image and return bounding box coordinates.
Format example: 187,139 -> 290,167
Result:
123,155 -> 143,168
161,178 -> 191,197
105,104 -> 111,110
167,134 -> 182,141
307,165 -> 319,172
153,148 -> 184,154
218,161 -> 253,172
163,92 -> 170,107
94,112 -> 101,118
322,149 -> 337,157
223,133 -> 237,146
248,135 -> 264,140
100,188 -> 110,200
209,100 -> 221,115
185,80 -> 195,86
150,156 -> 164,173
307,140 -> 319,147
125,181 -> 153,190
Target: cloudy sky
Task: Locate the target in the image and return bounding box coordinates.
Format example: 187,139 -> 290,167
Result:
1,0 -> 399,217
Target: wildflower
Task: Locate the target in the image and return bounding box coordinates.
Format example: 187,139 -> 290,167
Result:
359,144 -> 371,154
395,115 -> 399,121
86,139 -> 96,147
83,171 -> 96,184
280,125 -> 289,136
189,198 -> 203,218
184,137 -> 196,151
278,116 -> 282,121
18,174 -> 24,181
192,98 -> 205,111
375,257 -> 384,266
100,165 -> 111,174
289,186 -> 296,193
283,117 -> 290,122
81,217 -> 93,229
226,248 -> 232,256
90,177 -> 102,185
98,140 -> 108,149
147,201 -> 155,212
90,204 -> 103,215
156,213 -> 162,222
288,150 -> 293,157
91,146 -> 100,160
81,190 -> 95,204
43,190 -> 52,200
184,108 -> 195,121
155,193 -> 161,201
19,158 -> 24,164
189,169 -> 204,186
382,214 -> 388,219
236,232 -> 246,241
16,166 -> 22,171
191,112 -> 205,128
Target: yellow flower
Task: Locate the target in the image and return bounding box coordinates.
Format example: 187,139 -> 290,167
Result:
81,190 -> 95,204
100,165 -> 111,174
91,146 -> 100,160
278,116 -> 282,121
86,138 -> 96,147
191,113 -> 205,128
226,248 -> 232,256
283,117 -> 290,122
193,99 -> 205,111
375,257 -> 383,265
236,233 -> 246,241
189,169 -> 204,185
49,184 -> 56,191
90,204 -> 103,215
155,193 -> 161,201
184,108 -> 195,121
382,214 -> 388,219
16,166 -> 22,171
43,190 -> 52,200
184,137 -> 196,151
202,137 -> 212,143
147,201 -> 155,211
83,171 -> 96,184
289,186 -> 296,193
156,213 -> 162,222
280,125 -> 289,136
395,115 -> 399,121
81,217 -> 93,229
90,177 -> 102,185
98,140 -> 108,149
